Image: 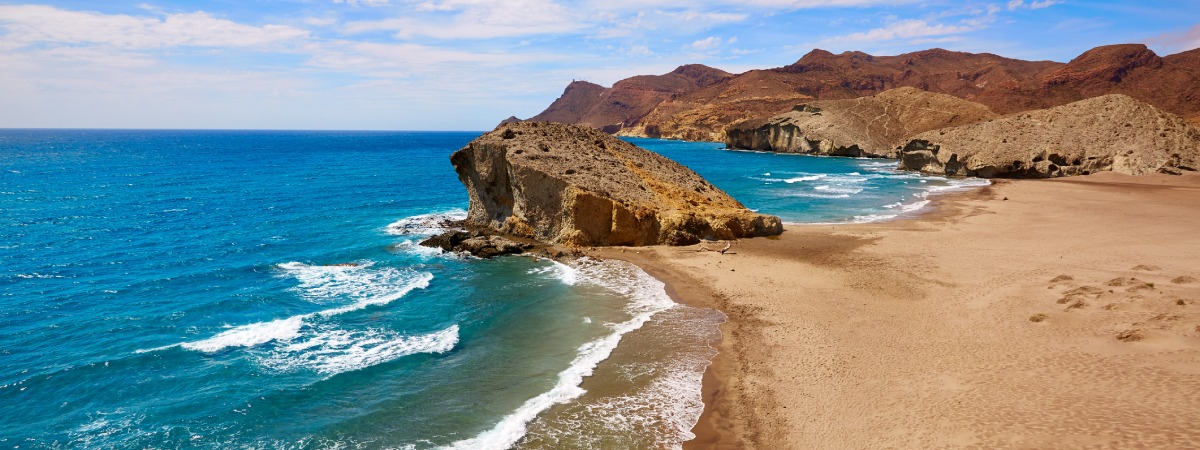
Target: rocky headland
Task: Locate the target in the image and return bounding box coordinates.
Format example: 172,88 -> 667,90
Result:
724,87 -> 998,158
520,44 -> 1200,142
897,94 -> 1200,177
427,122 -> 782,255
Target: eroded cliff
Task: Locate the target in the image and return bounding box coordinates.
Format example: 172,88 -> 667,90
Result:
450,122 -> 782,246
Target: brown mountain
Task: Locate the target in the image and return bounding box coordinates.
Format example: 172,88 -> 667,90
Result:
524,44 -> 1200,141
527,64 -> 732,133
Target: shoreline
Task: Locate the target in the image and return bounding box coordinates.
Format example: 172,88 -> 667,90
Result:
593,172 -> 1200,448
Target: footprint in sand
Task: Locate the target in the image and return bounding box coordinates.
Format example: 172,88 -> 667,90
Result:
1116,329 -> 1144,341
1106,277 -> 1135,287
1049,274 -> 1074,283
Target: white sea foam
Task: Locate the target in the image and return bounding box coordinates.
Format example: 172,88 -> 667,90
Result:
389,240 -> 449,258
385,209 -> 467,236
813,185 -> 865,195
259,325 -> 459,375
441,258 -> 675,450
181,317 -> 306,353
782,174 -> 825,183
840,176 -> 989,223
139,263 -> 433,355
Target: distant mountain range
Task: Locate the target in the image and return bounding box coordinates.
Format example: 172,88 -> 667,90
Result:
522,44 -> 1200,142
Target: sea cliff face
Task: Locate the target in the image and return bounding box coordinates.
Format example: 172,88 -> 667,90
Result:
897,94 -> 1200,177
450,122 -> 782,246
724,87 -> 998,158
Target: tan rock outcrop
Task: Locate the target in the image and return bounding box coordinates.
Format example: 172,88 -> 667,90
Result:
724,87 -> 998,157
898,94 -> 1200,177
450,122 -> 782,246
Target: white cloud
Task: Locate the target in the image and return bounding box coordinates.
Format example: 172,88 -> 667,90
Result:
586,0 -> 922,10
689,36 -> 738,53
345,0 -> 580,39
334,0 -> 392,5
1008,0 -> 1059,11
627,44 -> 654,56
0,5 -> 308,50
825,19 -> 976,44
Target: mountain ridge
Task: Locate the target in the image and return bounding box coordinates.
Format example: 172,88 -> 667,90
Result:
521,44 -> 1200,141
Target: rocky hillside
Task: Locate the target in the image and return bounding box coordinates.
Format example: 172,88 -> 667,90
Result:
724,87 -> 998,158
897,94 -> 1200,177
525,44 -> 1200,141
527,64 -> 732,133
449,122 -> 782,246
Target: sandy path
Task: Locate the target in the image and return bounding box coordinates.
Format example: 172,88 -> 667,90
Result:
594,172 -> 1200,449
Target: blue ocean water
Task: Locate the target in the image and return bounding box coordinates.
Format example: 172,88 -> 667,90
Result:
0,130 -> 984,449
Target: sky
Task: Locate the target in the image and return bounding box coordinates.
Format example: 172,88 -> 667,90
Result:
1,1 -> 1197,130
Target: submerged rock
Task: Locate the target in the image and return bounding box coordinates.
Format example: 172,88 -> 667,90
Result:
449,122 -> 783,247
897,94 -> 1200,177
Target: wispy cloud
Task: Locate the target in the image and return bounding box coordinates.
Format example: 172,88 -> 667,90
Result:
1147,23 -> 1200,54
1008,0 -> 1060,11
334,0 -> 391,6
0,5 -> 308,50
822,19 -> 975,45
344,0 -> 581,39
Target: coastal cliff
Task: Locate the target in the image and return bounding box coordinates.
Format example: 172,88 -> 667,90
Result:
449,122 -> 782,247
898,94 -> 1200,177
724,87 -> 998,158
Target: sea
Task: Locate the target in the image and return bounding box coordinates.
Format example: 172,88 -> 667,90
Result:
0,130 -> 988,449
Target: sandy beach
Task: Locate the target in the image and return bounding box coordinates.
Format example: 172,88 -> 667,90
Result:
593,172 -> 1200,448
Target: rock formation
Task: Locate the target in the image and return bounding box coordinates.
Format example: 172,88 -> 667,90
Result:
724,87 -> 998,157
526,44 -> 1200,142
897,94 -> 1200,177
419,229 -> 531,258
448,122 -> 782,247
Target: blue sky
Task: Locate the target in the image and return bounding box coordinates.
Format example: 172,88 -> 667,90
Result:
1,0 -> 1197,130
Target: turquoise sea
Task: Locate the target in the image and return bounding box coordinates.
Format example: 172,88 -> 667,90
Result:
0,130 -> 986,449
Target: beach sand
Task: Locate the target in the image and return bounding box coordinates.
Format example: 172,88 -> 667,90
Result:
592,172 -> 1200,448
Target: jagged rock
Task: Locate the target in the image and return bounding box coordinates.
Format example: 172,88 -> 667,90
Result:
449,122 -> 783,246
897,94 -> 1200,178
724,87 -> 998,157
419,229 -> 530,258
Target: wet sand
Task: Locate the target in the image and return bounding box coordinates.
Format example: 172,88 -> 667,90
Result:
593,172 -> 1200,448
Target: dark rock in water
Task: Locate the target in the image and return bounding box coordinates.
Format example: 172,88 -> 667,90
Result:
419,229 -> 530,258
449,121 -> 783,247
